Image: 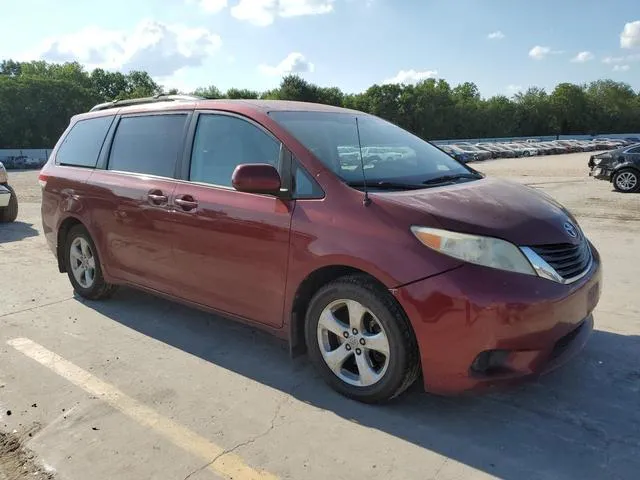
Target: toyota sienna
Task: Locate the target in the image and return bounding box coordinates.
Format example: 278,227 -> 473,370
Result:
40,96 -> 602,403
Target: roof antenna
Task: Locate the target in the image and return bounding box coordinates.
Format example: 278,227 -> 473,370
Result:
355,116 -> 371,207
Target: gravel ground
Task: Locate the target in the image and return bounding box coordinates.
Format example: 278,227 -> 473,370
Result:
1,151 -> 639,480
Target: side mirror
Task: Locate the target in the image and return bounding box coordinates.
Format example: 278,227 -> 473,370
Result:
232,164 -> 282,195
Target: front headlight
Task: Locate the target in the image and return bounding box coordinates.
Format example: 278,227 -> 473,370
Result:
410,226 -> 536,276
0,163 -> 7,184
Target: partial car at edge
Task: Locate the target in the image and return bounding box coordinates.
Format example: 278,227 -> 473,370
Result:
0,162 -> 19,222
589,143 -> 640,193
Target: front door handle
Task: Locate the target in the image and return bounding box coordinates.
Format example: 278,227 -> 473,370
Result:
175,195 -> 198,211
148,190 -> 168,205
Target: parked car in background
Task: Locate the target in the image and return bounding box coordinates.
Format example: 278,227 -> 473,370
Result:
546,141 -> 572,154
0,162 -> 18,222
492,143 -> 522,157
589,143 -> 640,193
439,145 -> 476,163
39,96 -> 602,402
476,143 -> 508,158
555,140 -> 583,153
533,142 -> 556,155
452,144 -> 492,161
507,143 -> 539,156
577,140 -> 598,152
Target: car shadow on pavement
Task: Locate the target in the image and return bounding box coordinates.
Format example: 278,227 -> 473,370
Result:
82,288 -> 640,480
0,221 -> 39,244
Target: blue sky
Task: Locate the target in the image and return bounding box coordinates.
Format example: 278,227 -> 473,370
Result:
2,0 -> 639,97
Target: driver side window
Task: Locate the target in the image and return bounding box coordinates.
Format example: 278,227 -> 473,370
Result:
190,114 -> 281,187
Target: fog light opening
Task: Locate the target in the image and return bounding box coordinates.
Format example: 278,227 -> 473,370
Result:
471,349 -> 512,376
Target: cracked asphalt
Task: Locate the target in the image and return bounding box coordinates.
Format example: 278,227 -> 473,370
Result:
1,152 -> 639,480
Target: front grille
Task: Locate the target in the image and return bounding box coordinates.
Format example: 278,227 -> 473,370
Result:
530,239 -> 592,281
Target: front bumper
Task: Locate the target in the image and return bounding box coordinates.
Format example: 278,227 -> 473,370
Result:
589,165 -> 613,181
394,246 -> 602,395
0,185 -> 11,207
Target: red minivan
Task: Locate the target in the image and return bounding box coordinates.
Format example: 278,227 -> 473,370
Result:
40,96 -> 602,403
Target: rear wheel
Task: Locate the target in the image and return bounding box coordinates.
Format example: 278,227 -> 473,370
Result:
613,169 -> 639,193
0,185 -> 18,223
305,275 -> 420,403
65,225 -> 117,300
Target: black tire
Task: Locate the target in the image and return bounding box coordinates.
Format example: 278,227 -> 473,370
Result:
305,274 -> 420,403
0,185 -> 18,223
612,168 -> 640,193
523,151 -> 531,157
64,224 -> 117,300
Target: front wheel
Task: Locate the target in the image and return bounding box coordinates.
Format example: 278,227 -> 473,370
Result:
0,185 -> 18,223
305,275 -> 420,403
613,169 -> 639,193
64,224 -> 117,300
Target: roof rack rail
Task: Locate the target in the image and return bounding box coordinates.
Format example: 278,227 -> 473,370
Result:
89,94 -> 204,112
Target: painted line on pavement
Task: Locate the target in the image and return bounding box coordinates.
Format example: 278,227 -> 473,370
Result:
7,337 -> 278,480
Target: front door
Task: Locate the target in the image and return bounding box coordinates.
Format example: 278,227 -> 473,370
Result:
88,112 -> 189,293
171,112 -> 293,328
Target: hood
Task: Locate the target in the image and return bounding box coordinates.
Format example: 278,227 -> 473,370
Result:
376,177 -> 579,246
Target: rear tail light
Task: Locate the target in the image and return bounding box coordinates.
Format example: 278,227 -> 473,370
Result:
38,173 -> 48,189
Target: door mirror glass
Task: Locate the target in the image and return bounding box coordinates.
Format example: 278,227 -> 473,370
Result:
232,164 -> 282,195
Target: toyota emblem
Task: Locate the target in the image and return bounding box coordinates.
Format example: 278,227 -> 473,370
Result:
564,221 -> 578,238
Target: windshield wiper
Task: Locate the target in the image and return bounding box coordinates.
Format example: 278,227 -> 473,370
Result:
347,180 -> 425,190
422,173 -> 481,185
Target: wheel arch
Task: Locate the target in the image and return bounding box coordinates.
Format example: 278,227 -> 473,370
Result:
288,265 -> 399,357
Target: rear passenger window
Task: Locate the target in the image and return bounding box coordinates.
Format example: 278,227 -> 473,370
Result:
56,116 -> 114,167
108,114 -> 187,178
190,114 -> 281,187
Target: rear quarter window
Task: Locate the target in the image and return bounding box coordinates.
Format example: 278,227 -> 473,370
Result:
108,114 -> 188,178
56,115 -> 115,168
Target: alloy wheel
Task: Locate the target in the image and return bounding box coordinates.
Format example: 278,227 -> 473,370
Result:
69,237 -> 96,288
316,299 -> 390,387
615,171 -> 638,192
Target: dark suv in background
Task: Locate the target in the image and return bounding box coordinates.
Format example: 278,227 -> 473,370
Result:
589,143 -> 640,193
40,96 -> 601,403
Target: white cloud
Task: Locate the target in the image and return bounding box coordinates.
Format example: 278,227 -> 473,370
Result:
231,0 -> 336,26
186,0 -> 228,13
613,64 -> 630,72
570,51 -> 594,63
603,53 -> 640,64
528,45 -> 563,60
620,20 -> 640,49
487,31 -> 505,40
258,52 -> 315,76
383,69 -> 438,84
603,56 -> 625,64
529,46 -> 550,60
25,20 -> 221,77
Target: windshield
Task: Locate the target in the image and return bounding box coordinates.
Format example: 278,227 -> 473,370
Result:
269,111 -> 472,185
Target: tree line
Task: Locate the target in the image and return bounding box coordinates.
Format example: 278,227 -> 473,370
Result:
1,59 -> 639,149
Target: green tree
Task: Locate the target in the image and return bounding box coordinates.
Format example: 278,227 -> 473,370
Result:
1,57 -> 639,149
550,83 -> 591,134
193,85 -> 223,99
225,88 -> 260,99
